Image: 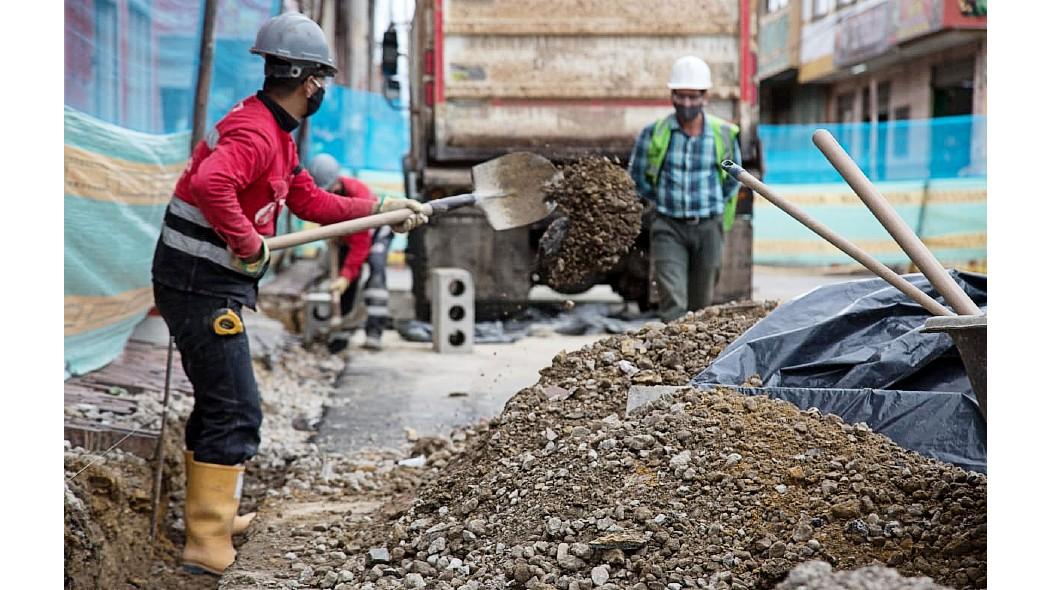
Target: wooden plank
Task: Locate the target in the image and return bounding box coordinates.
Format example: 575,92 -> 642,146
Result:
445,0 -> 738,35
65,420 -> 159,459
64,390 -> 138,415
70,339 -> 193,397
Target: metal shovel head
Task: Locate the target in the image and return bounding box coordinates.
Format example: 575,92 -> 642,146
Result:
470,152 -> 557,230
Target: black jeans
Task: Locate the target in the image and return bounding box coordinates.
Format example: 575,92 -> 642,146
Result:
336,226 -> 394,335
153,282 -> 262,465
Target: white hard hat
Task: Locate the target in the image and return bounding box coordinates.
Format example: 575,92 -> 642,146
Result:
668,56 -> 712,90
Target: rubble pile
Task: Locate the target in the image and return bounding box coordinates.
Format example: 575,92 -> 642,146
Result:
64,319 -> 352,590
64,441 -> 190,589
536,156 -> 643,292
297,303 -> 985,590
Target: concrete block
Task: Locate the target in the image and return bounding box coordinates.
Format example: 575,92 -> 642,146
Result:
303,291 -> 335,344
430,268 -> 474,353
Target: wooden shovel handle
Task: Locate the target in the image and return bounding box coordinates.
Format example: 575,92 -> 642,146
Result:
811,130 -> 981,315
722,161 -> 953,316
265,194 -> 481,252
266,209 -> 415,251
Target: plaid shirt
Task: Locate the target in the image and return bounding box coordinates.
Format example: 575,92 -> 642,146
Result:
628,114 -> 742,219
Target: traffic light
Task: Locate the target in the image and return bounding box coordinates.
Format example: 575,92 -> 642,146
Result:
381,25 -> 398,78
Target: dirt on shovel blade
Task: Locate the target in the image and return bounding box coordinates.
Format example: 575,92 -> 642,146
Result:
535,156 -> 643,292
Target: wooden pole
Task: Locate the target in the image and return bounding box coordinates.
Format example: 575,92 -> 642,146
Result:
812,130 -> 981,315
191,0 -> 220,149
722,161 -> 953,317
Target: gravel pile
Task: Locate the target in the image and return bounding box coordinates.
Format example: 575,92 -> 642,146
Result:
535,156 -> 643,292
292,302 -> 985,590
64,315 -> 360,589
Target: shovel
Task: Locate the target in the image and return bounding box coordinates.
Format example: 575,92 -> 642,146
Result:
266,152 -> 558,251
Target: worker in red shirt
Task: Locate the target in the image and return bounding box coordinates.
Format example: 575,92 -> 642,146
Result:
150,12 -> 428,575
307,154 -> 374,329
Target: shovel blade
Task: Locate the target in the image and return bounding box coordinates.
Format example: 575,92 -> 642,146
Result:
471,152 -> 557,230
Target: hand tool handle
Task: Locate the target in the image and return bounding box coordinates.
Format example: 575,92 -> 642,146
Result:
721,161 -> 953,316
266,194 -> 481,252
811,129 -> 981,315
427,193 -> 478,214
150,336 -> 176,541
267,209 -> 413,251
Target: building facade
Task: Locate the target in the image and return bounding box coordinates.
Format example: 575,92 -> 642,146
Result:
758,0 -> 987,125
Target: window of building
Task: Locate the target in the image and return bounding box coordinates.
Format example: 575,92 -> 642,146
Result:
126,1 -> 153,131
892,106 -> 911,157
812,0 -> 833,19
877,81 -> 891,122
932,57 -> 976,117
767,0 -> 790,13
836,92 -> 855,122
837,0 -> 856,7
94,0 -> 119,124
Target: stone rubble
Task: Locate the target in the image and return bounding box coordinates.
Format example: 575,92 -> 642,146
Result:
66,302 -> 987,590
272,301 -> 986,590
535,156 -> 643,292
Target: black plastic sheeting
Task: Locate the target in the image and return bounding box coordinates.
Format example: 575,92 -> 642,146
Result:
396,303 -> 653,344
692,270 -> 987,473
396,320 -> 526,344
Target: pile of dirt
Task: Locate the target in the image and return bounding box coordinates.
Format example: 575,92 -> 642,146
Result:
64,423 -> 212,590
536,157 -> 643,292
296,302 -> 985,590
64,314 -> 348,589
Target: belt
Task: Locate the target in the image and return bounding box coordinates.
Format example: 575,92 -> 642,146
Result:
663,213 -> 717,225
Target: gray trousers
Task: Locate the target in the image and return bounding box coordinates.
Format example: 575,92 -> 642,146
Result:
651,214 -> 724,322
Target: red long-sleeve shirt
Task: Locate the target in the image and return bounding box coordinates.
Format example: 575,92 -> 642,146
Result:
172,94 -> 376,259
336,176 -> 375,283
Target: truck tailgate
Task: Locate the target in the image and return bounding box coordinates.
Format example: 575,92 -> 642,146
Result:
435,0 -> 742,159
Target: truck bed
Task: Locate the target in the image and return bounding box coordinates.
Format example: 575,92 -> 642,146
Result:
430,0 -> 743,161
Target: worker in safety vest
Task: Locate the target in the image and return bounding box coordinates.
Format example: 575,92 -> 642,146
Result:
308,154 -> 394,352
150,12 -> 428,575
628,55 -> 742,322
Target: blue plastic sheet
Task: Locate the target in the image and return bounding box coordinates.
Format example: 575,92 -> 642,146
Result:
64,0 -> 280,376
759,115 -> 987,184
753,116 -> 986,268
308,87 -> 410,173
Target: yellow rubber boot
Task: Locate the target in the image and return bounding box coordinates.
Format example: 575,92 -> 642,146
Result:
185,451 -> 256,535
181,457 -> 242,575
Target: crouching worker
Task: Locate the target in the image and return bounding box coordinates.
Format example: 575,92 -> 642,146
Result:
149,12 -> 427,575
306,153 -> 387,352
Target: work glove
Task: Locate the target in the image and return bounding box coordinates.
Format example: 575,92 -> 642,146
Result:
373,196 -> 429,233
330,276 -> 350,295
231,240 -> 269,277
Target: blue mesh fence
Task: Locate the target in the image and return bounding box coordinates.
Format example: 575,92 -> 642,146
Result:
307,88 -> 410,174
758,115 -> 987,184
752,116 -> 986,268
65,0 -> 281,135
65,1 -> 411,376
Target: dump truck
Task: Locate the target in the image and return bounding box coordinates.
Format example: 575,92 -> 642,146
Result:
403,0 -> 761,320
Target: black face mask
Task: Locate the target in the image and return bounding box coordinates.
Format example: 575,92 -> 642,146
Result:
675,103 -> 702,122
305,87 -> 325,118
